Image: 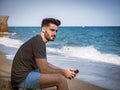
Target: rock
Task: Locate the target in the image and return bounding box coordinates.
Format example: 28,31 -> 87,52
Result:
0,16 -> 9,32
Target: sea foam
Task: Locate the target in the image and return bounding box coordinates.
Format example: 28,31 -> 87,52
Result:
47,46 -> 120,65
0,37 -> 120,65
0,37 -> 23,60
0,37 -> 22,48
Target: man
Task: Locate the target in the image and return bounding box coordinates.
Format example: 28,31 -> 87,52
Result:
11,18 -> 77,90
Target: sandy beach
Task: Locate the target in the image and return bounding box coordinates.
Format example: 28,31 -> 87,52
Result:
0,52 -> 106,90
0,52 -> 11,77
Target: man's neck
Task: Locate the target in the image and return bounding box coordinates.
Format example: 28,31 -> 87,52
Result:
40,32 -> 48,43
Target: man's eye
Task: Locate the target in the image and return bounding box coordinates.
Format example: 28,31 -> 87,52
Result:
50,29 -> 57,32
51,29 -> 55,31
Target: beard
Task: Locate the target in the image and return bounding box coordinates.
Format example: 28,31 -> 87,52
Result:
44,31 -> 56,41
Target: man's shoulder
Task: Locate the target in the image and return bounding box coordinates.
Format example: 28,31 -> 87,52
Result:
29,35 -> 45,46
31,35 -> 42,41
20,35 -> 44,49
26,35 -> 41,43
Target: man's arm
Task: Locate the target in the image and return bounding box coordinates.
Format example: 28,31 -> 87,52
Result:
36,58 -> 76,79
48,63 -> 62,71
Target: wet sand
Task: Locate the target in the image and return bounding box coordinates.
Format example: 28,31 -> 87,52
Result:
0,52 -> 106,90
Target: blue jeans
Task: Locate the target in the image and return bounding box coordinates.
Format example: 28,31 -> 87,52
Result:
19,69 -> 40,89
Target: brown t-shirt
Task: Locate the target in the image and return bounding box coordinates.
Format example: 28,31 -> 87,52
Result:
11,35 -> 46,87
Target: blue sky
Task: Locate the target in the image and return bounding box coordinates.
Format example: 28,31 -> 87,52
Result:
0,0 -> 120,26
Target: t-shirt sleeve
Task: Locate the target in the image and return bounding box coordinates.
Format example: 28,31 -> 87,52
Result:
32,37 -> 46,59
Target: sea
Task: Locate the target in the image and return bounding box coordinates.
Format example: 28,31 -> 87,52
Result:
0,26 -> 120,90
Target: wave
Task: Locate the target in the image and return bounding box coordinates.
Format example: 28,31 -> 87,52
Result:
0,37 -> 23,48
0,37 -> 23,60
0,37 -> 120,65
47,46 -> 120,65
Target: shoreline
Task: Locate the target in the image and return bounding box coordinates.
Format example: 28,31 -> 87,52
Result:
0,52 -> 106,90
0,52 -> 11,77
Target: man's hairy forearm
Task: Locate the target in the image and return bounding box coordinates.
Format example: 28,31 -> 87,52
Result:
48,63 -> 60,70
46,63 -> 64,74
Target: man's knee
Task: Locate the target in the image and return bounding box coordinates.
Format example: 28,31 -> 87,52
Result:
56,74 -> 67,84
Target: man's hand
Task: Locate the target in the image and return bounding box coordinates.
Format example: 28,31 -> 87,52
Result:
62,68 -> 77,79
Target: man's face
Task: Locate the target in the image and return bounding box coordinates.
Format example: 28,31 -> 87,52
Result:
44,23 -> 58,41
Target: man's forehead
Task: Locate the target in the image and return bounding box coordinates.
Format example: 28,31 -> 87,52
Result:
48,23 -> 58,28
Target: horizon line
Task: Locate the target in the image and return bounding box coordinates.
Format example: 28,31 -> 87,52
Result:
8,25 -> 120,27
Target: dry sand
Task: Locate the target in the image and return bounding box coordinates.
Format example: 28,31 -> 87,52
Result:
0,52 -> 106,90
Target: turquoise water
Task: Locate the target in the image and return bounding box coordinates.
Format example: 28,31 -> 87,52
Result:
8,27 -> 120,56
0,26 -> 120,89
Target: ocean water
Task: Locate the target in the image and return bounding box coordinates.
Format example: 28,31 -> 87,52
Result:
0,26 -> 120,90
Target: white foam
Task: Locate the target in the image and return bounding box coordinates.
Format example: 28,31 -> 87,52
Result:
6,55 -> 14,60
0,37 -> 23,60
0,37 -> 120,65
47,46 -> 120,65
0,37 -> 22,48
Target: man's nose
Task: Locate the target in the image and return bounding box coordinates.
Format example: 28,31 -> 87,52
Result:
53,31 -> 57,35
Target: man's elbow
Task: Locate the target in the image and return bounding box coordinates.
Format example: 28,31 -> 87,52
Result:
39,67 -> 49,74
36,58 -> 48,73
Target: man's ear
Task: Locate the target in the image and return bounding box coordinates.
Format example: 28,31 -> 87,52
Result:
42,27 -> 46,33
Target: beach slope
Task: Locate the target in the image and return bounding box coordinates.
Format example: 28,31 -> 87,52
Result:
0,52 -> 105,90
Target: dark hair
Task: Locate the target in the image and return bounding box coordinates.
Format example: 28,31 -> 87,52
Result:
41,18 -> 61,27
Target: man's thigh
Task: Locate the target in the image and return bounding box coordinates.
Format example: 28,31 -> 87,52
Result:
40,73 -> 66,89
19,69 -> 40,89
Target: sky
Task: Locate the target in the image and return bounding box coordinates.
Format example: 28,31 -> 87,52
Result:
0,0 -> 120,26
